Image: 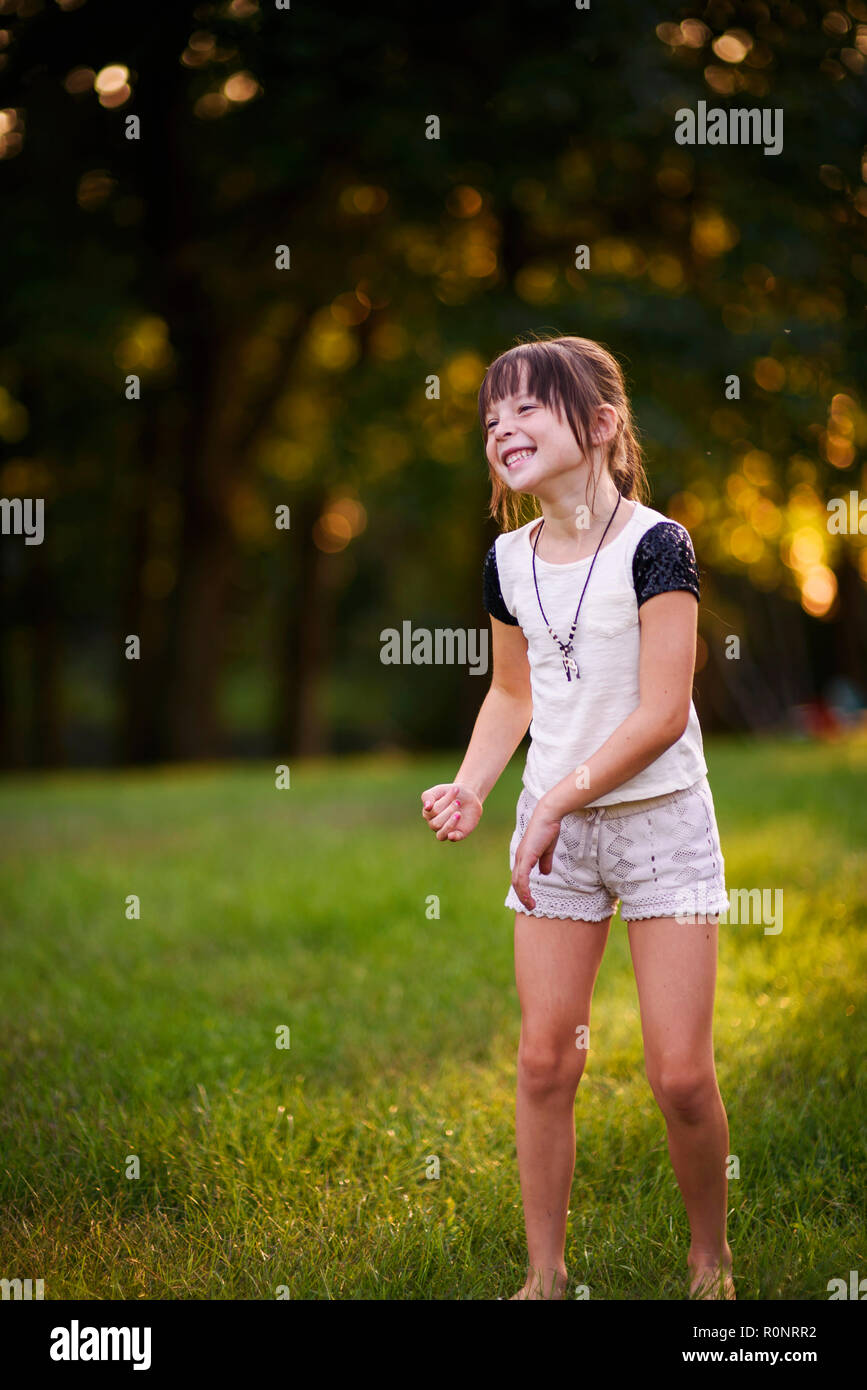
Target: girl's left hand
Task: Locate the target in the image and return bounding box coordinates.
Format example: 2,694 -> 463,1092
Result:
511,801 -> 562,911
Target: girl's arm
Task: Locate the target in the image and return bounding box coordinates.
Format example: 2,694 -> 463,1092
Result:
509,589 -> 699,905
543,588 -> 699,821
421,616 -> 533,841
455,616 -> 534,800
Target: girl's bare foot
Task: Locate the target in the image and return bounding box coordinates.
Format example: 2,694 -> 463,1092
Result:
688,1249 -> 736,1300
510,1265 -> 569,1300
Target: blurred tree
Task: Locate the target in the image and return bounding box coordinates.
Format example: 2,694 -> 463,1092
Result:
0,0 -> 864,765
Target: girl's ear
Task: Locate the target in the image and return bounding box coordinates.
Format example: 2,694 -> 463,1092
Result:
591,403 -> 619,444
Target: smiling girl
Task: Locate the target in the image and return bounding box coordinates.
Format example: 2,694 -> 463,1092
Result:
421,335 -> 734,1302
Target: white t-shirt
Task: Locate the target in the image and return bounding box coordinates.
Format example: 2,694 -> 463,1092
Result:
482,500 -> 709,806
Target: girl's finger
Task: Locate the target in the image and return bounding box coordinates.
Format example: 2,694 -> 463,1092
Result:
436,810 -> 461,840
430,799 -> 459,830
512,860 -> 535,909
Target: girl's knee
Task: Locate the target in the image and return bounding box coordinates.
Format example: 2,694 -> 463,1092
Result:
648,1060 -> 718,1120
518,1037 -> 586,1098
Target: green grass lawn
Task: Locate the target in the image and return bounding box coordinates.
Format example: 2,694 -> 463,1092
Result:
0,735 -> 865,1300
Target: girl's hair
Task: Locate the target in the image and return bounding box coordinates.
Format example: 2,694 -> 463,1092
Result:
478,334 -> 651,531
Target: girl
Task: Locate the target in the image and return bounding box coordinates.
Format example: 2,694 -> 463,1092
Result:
421,335 -> 734,1302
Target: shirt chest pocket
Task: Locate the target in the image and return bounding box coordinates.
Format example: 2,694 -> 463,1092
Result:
581,592 -> 638,639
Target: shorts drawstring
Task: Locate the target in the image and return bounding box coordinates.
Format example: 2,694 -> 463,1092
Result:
575,805 -> 606,861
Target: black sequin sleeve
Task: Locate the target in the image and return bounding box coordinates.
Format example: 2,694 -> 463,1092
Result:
632,521 -> 700,608
482,542 -> 520,625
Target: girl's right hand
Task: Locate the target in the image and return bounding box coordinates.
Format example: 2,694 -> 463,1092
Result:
420,783 -> 483,842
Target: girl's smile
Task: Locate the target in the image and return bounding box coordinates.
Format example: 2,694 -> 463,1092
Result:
502,446 -> 538,470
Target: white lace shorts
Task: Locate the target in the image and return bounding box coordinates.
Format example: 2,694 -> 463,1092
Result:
504,776 -> 728,922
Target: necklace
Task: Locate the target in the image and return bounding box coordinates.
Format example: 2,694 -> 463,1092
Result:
531,491 -> 622,682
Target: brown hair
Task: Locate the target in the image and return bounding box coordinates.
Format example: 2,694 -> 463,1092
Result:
478,334 -> 651,531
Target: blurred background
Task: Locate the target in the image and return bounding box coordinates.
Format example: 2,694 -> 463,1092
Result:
1,0 -> 866,769
2,0 -> 866,1307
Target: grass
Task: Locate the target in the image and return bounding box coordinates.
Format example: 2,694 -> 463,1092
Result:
0,735 -> 865,1300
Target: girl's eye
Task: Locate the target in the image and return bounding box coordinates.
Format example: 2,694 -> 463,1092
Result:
486,402 -> 536,430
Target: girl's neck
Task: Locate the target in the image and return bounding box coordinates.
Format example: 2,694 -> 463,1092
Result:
536,472 -> 625,547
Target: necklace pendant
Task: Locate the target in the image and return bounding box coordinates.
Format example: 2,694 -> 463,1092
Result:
532,491 -> 621,689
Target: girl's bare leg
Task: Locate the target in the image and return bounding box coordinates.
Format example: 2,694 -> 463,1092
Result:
511,910 -> 612,1300
626,913 -> 735,1300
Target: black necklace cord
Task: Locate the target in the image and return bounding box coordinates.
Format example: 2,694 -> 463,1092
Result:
531,491 -> 622,680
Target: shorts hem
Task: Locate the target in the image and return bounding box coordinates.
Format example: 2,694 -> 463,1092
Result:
506,905 -> 617,922
620,886 -> 729,921
504,883 -> 729,923
504,889 -> 618,922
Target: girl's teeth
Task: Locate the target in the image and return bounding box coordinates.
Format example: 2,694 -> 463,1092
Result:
508,449 -> 535,466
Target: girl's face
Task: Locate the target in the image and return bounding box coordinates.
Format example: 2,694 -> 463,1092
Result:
483,377 -> 587,496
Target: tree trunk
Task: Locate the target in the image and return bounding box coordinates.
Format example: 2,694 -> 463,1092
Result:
273,486 -> 332,758
29,542 -> 64,767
